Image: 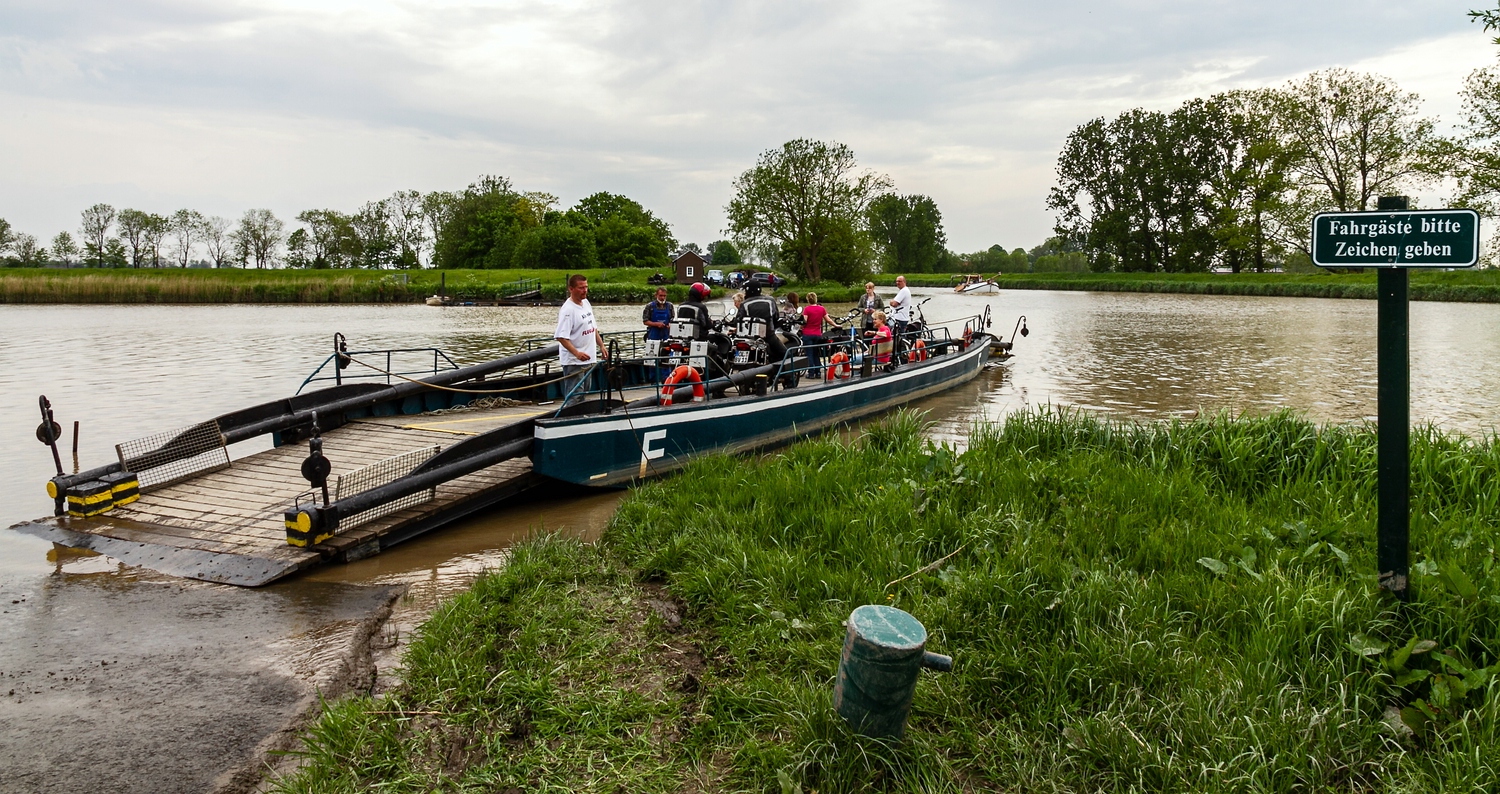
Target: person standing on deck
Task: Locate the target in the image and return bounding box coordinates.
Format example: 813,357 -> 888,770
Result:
888,275 -> 911,363
641,286 -> 674,380
800,292 -> 829,373
857,282 -> 880,333
556,274 -> 606,406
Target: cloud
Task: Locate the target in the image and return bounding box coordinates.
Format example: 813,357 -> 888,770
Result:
2,0 -> 1496,251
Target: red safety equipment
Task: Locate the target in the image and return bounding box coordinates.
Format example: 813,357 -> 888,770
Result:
826,351 -> 851,380
910,339 -> 927,362
662,365 -> 705,405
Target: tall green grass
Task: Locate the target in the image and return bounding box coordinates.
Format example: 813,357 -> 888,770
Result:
275,409 -> 1500,792
0,267 -> 864,305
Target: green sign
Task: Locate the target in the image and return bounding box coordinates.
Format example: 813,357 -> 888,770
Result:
1311,209 -> 1479,268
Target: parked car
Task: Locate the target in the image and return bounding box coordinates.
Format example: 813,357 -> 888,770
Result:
706,269 -> 725,286
747,271 -> 787,289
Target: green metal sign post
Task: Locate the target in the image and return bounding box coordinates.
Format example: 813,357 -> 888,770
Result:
1311,199 -> 1479,600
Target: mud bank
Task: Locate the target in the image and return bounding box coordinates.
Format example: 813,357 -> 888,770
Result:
0,562 -> 401,794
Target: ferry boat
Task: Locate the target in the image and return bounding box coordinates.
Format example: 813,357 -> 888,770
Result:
533,311 -> 998,485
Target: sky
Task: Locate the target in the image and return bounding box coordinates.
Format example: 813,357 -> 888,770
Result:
2,0 -> 1499,255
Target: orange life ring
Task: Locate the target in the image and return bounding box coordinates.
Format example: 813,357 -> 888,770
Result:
910,339 -> 927,362
826,351 -> 851,381
662,365 -> 705,405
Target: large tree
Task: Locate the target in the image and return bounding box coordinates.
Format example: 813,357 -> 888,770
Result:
140,213 -> 170,267
865,193 -> 947,274
725,139 -> 891,283
0,217 -> 12,255
511,223 -> 598,270
563,192 -> 673,268
234,209 -> 285,269
170,209 -> 206,267
79,204 -> 116,267
432,176 -> 544,269
1273,69 -> 1444,214
117,208 -> 150,266
387,189 -> 427,269
51,232 -> 79,265
202,216 -> 232,268
10,233 -> 44,266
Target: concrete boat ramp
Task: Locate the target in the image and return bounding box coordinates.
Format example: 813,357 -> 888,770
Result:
12,343 -> 599,587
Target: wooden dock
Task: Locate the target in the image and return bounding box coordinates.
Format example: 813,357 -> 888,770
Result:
15,404 -> 547,586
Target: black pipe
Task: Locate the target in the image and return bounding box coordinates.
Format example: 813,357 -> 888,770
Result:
222,343 -> 558,443
623,361 -> 782,410
295,436 -> 534,534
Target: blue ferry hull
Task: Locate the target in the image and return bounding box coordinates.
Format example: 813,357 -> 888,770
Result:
532,336 -> 991,486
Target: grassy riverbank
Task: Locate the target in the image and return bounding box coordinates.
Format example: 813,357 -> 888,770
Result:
876,270 -> 1500,302
0,267 -> 863,305
275,409 -> 1500,792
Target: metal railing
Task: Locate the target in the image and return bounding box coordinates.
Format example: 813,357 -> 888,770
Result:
298,347 -> 462,394
543,308 -> 986,412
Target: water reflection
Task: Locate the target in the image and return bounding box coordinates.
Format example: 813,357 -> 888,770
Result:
913,288 -> 1500,440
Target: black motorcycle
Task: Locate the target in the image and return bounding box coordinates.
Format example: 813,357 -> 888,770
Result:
646,272 -> 668,286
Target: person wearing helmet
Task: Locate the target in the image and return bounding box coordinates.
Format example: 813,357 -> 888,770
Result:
738,279 -> 785,362
674,282 -> 712,341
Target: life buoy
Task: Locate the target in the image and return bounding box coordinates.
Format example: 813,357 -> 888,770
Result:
910,339 -> 927,362
826,351 -> 851,381
662,365 -> 705,405
963,328 -> 973,349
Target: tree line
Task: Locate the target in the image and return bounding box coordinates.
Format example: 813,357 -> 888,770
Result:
0,178 -> 685,272
1047,61 -> 1500,272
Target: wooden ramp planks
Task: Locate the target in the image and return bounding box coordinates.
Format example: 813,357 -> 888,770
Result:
12,404 -> 545,586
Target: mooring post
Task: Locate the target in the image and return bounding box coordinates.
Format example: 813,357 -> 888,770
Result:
1377,264 -> 1410,599
833,605 -> 951,740
1375,194 -> 1411,600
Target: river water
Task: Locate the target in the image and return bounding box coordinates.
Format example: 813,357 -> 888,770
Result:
2,289 -> 1498,790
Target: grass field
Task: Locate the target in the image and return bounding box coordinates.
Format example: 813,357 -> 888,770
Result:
0,267 -> 865,305
874,270 -> 1500,302
273,409 -> 1500,793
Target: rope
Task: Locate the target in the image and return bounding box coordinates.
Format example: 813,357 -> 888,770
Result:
343,354 -> 577,394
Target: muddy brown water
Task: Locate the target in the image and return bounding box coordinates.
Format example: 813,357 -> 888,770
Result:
2,290 -> 1498,791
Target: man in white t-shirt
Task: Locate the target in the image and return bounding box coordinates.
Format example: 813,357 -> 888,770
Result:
888,275 -> 912,363
554,274 -> 606,406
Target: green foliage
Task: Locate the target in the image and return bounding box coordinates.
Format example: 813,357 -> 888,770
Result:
511,223 -> 599,270
1031,251 -> 1089,272
590,215 -> 668,268
865,193 -> 948,274
726,139 -> 892,283
797,217 -> 874,286
432,175 -> 541,269
709,239 -> 742,265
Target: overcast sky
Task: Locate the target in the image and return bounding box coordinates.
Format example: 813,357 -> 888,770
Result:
2,0 -> 1497,254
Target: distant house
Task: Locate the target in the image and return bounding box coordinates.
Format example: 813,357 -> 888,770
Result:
672,249 -> 709,284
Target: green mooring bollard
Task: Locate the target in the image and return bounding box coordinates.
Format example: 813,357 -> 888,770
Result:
833,605 -> 952,740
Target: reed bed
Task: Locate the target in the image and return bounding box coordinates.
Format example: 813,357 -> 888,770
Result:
274,408 -> 1500,792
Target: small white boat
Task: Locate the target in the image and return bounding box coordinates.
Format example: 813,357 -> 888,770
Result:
953,274 -> 997,294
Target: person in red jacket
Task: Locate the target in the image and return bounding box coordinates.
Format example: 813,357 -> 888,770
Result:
800,292 -> 829,373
